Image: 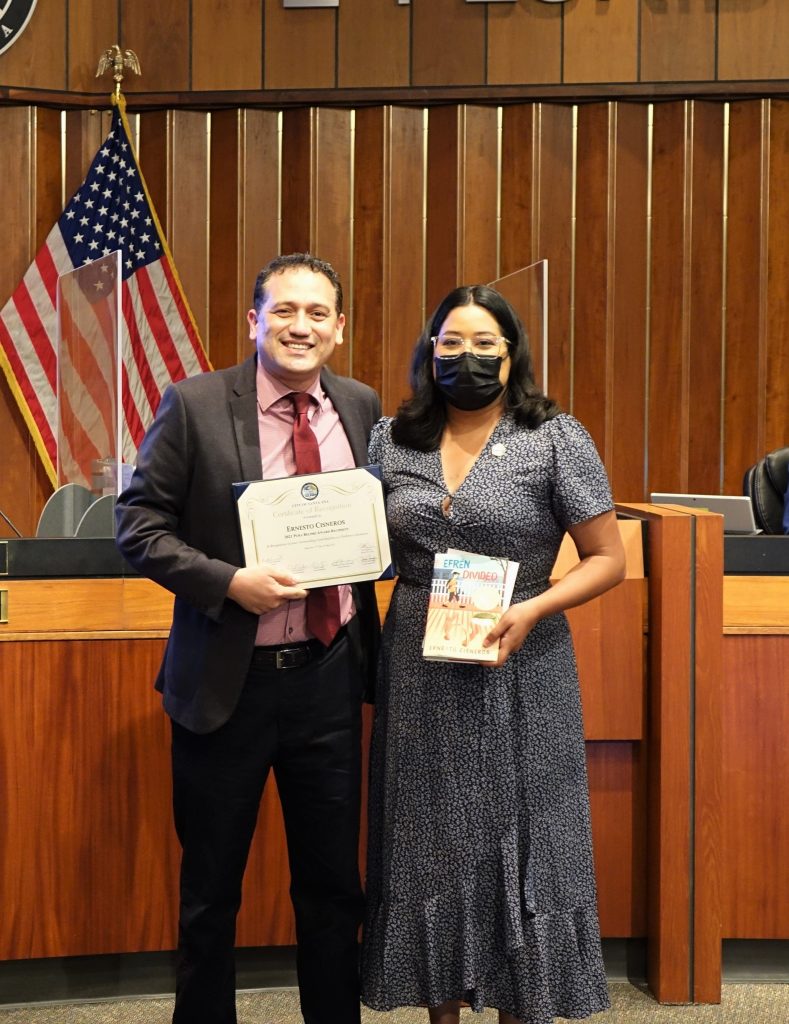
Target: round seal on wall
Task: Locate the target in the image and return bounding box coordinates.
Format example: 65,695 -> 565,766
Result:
0,0 -> 39,57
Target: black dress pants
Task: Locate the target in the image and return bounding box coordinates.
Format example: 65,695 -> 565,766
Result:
170,632 -> 365,1024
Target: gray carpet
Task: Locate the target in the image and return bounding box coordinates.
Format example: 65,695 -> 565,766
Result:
0,985 -> 786,1023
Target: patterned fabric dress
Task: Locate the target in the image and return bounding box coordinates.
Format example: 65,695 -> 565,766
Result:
361,412 -> 614,1024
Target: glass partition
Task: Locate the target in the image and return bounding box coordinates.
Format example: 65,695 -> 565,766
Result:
56,252 -> 123,496
488,259 -> 548,392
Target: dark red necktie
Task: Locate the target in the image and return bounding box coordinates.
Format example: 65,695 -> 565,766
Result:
290,392 -> 342,647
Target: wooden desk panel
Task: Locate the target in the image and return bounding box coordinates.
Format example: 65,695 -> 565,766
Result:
722,634 -> 789,938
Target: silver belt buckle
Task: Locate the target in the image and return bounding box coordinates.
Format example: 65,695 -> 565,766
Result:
275,649 -> 291,669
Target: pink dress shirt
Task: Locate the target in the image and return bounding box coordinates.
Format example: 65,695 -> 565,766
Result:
254,362 -> 356,646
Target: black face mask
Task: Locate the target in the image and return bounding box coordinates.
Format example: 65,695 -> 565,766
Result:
434,352 -> 505,411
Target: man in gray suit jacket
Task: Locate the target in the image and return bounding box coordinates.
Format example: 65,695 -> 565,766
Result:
116,254 -> 381,1024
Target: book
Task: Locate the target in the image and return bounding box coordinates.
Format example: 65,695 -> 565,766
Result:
422,548 -> 519,664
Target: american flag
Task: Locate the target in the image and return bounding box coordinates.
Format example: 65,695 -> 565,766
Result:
0,98 -> 210,487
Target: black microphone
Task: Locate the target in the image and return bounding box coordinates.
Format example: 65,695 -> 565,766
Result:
0,508 -> 23,538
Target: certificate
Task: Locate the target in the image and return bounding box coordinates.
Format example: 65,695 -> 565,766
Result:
232,466 -> 393,587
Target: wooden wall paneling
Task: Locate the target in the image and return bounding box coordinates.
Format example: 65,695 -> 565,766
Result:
353,105 -> 426,410
686,102 -> 725,495
563,0 -> 638,85
721,635 -> 789,937
718,0 -> 789,81
209,110 -> 243,370
0,108 -> 42,539
457,105 -> 499,285
192,0 -> 263,91
0,639 -> 178,958
352,108 -> 386,399
639,0 -> 715,84
338,0 -> 409,89
643,508 -> 693,1002
264,0 -> 335,90
764,100 -> 789,451
0,0 -> 66,89
136,111 -> 170,243
67,0 -> 120,93
573,103 -> 615,460
649,102 -> 690,495
691,510 -> 723,1003
569,580 -> 645,741
500,105 -> 536,279
382,107 -> 427,414
168,111 -> 210,354
425,105 -> 497,311
312,108 -> 353,378
723,101 -> 766,491
280,108 -> 314,259
412,0 -> 485,87
64,109 -> 112,201
487,0 -> 562,86
587,741 -> 647,937
239,109 -> 281,362
532,104 -> 574,408
120,0 -> 190,93
425,106 -> 462,313
608,102 -> 648,502
276,108 -> 354,376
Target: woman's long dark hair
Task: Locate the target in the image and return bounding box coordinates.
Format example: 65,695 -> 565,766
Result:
391,285 -> 560,451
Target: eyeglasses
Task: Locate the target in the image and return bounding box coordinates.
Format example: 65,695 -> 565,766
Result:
431,334 -> 510,358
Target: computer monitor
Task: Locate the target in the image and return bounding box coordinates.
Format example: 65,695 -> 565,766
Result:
649,493 -> 761,535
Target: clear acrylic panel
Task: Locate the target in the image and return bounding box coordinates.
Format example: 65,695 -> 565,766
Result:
488,260 -> 548,392
56,251 -> 124,496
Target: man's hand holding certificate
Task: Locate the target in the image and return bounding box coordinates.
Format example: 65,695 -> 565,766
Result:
233,466 -> 393,587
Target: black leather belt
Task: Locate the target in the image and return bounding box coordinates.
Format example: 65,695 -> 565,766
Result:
251,626 -> 346,671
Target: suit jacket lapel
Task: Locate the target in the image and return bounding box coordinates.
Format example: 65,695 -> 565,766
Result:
230,355 -> 264,481
322,369 -> 368,466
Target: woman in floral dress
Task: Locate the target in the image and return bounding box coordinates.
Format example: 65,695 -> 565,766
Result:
361,285 -> 625,1024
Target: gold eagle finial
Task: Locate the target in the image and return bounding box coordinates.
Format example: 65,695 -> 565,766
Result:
96,45 -> 141,98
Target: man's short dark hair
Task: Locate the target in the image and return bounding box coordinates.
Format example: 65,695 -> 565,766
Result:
252,253 -> 343,315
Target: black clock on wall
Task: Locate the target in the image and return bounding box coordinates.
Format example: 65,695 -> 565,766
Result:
0,0 -> 39,57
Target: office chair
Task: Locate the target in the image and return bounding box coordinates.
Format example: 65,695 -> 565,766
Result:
742,446 -> 789,534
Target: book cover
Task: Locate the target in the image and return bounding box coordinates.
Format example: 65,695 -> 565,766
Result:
422,549 -> 517,664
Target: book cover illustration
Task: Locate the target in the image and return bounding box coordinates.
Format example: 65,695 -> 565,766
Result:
422,549 -> 518,664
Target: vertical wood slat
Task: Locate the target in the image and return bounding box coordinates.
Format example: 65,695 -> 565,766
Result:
312,109 -> 354,378
764,100 -> 789,452
239,110 -> 281,362
169,112 -> 210,354
573,103 -> 615,462
458,106 -> 499,285
686,103 -> 725,494
608,103 -> 648,502
642,507 -> 693,1003
724,101 -> 766,491
209,110 -> 243,370
0,108 -> 41,537
650,102 -> 692,495
692,510 -> 723,1003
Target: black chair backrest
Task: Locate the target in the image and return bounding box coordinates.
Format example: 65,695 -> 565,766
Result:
743,446 -> 789,534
